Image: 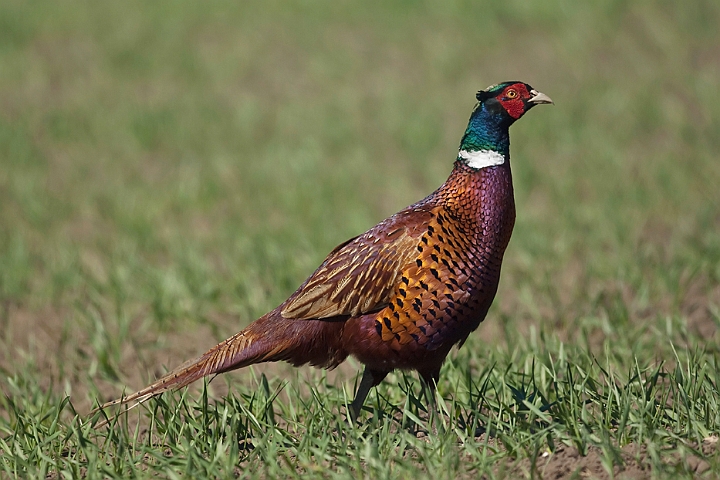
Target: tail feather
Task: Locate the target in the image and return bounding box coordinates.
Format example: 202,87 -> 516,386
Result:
93,313 -> 348,426
95,328 -> 270,416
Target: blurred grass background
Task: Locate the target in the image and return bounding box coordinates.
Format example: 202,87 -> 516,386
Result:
1,0 -> 719,477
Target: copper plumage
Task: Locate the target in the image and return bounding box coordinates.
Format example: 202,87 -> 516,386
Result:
96,81 -> 553,420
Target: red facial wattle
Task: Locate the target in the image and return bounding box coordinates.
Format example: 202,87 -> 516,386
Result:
497,83 -> 530,119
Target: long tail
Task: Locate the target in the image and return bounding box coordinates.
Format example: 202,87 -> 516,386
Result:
97,330 -> 265,411
93,311 -> 347,420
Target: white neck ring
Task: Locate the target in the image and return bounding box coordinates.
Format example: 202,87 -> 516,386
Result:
458,149 -> 506,169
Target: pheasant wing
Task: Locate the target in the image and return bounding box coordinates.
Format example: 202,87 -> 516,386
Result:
281,208 -> 433,319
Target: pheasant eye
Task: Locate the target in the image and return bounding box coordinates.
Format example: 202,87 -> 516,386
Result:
505,89 -> 518,99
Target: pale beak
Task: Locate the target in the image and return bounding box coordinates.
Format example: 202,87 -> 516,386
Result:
528,90 -> 554,105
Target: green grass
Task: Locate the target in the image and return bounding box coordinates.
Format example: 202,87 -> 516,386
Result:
1,0 -> 720,478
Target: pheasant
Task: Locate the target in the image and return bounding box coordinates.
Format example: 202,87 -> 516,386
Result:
97,81 -> 552,421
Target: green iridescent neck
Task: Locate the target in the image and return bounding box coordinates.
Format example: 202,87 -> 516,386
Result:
458,102 -> 511,157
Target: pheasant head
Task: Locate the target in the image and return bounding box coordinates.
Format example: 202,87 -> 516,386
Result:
458,81 -> 553,169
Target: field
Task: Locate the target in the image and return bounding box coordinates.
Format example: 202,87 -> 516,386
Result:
1,1 -> 720,478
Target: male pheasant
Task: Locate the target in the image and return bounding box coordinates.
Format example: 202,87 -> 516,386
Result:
98,81 -> 552,420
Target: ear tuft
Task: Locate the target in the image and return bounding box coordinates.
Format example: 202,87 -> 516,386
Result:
477,81 -> 524,102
